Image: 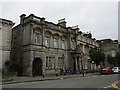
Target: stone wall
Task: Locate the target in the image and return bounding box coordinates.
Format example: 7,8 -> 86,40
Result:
0,19 -> 14,68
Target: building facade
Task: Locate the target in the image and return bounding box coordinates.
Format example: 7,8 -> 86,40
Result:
0,18 -> 14,68
11,14 -> 99,76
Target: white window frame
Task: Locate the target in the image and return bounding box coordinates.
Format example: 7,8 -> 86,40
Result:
46,57 -> 55,69
58,57 -> 64,69
52,57 -> 55,69
45,34 -> 50,47
34,31 -> 40,45
62,38 -> 65,49
54,36 -> 58,48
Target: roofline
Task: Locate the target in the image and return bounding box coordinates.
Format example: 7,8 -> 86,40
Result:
0,18 -> 15,26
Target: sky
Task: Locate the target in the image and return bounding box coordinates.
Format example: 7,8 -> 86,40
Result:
0,0 -> 119,40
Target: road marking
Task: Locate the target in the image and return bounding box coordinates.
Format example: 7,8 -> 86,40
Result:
103,86 -> 112,89
111,80 -> 120,90
104,87 -> 108,88
107,85 -> 112,88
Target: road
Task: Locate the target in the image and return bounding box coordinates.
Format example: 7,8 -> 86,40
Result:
2,74 -> 119,89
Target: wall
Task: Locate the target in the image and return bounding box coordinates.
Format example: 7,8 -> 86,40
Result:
1,20 -> 14,68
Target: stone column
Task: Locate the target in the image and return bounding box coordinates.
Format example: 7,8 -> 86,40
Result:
42,31 -> 45,48
27,50 -> 34,76
50,34 -> 52,48
75,58 -> 78,73
83,45 -> 85,54
30,25 -> 34,44
42,52 -> 46,76
59,36 -> 61,49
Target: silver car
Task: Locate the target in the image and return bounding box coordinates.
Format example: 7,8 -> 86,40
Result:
112,67 -> 120,74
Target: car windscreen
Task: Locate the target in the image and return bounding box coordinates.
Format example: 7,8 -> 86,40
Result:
102,68 -> 106,70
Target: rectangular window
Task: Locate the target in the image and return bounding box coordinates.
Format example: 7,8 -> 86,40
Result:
46,57 -> 49,69
62,39 -> 65,49
49,57 -> 51,69
71,40 -> 75,49
58,57 -> 60,68
45,36 -> 50,47
52,57 -> 55,69
34,32 -> 40,45
54,37 -> 58,48
58,57 -> 64,69
46,57 -> 55,69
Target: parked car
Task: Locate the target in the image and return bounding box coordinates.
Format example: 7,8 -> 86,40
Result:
100,67 -> 113,75
112,67 -> 120,74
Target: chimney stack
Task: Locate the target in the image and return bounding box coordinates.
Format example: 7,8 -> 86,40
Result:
20,14 -> 26,24
58,18 -> 66,27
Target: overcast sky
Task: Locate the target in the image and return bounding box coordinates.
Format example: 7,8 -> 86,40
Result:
0,1 -> 118,40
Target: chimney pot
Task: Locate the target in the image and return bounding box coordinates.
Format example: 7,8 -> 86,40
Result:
20,14 -> 26,24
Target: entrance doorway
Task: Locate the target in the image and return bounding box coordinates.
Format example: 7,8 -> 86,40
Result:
32,58 -> 42,76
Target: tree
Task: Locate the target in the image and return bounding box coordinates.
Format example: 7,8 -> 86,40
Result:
2,61 -> 17,79
107,54 -> 114,65
115,52 -> 120,66
107,52 -> 120,66
89,48 -> 105,65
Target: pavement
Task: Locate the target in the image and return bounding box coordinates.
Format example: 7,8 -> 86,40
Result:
2,73 -> 98,85
2,73 -> 120,89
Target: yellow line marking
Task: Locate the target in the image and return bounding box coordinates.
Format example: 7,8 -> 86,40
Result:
111,80 -> 120,90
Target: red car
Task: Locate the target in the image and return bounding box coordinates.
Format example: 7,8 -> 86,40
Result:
100,67 -> 113,75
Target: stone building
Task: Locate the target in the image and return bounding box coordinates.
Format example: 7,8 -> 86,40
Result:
11,14 -> 99,76
0,18 -> 14,68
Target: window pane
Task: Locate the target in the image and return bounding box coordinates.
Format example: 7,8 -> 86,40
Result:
71,40 -> 75,49
34,32 -> 40,44
52,57 -> 55,69
62,40 -> 65,49
46,57 -> 48,68
58,57 -> 60,68
49,57 -> 51,68
54,38 -> 58,48
45,36 -> 50,47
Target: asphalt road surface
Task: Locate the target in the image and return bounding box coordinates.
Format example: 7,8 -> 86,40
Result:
2,74 -> 119,89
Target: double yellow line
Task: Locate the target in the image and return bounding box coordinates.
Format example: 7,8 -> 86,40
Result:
111,80 -> 120,90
